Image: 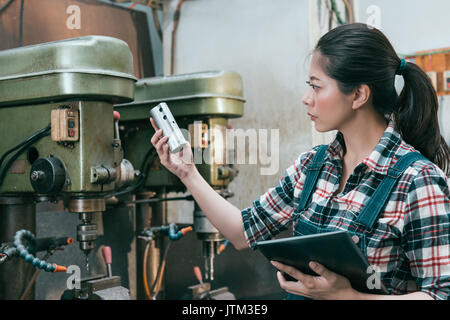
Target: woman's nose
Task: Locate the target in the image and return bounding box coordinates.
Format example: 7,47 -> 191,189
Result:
302,88 -> 313,106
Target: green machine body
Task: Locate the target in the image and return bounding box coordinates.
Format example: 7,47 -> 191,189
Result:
114,71 -> 245,192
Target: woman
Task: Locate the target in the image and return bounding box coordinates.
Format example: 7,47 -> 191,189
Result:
150,23 -> 450,300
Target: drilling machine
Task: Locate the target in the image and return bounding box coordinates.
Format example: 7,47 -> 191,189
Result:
0,36 -> 136,298
115,71 -> 245,295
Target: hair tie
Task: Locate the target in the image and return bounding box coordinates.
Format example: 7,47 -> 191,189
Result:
396,58 -> 407,75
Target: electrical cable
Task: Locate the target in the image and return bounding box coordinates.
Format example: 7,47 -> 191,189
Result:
152,7 -> 162,41
107,147 -> 157,198
170,0 -> 184,75
330,0 -> 345,25
143,240 -> 152,300
0,0 -> 14,14
0,124 -> 51,188
146,0 -> 162,41
342,0 -> 354,23
151,241 -> 172,299
18,0 -> 24,46
0,124 -> 50,169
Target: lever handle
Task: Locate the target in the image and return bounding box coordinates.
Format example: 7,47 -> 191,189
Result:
193,266 -> 203,284
102,246 -> 112,265
113,111 -> 121,122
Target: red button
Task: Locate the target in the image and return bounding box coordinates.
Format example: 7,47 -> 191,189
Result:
69,129 -> 75,137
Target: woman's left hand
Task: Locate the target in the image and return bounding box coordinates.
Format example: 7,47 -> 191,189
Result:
271,261 -> 358,300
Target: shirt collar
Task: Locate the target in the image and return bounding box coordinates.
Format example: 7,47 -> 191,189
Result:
326,120 -> 403,175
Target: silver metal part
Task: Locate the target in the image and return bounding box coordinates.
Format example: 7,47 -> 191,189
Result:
150,102 -> 187,153
90,166 -> 116,184
70,275 -> 130,300
115,159 -> 135,189
194,202 -> 224,282
77,212 -> 97,260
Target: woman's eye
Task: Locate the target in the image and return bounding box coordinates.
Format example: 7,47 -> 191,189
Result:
306,81 -> 319,91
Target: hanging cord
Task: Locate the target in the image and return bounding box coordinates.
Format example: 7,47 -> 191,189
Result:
330,0 -> 345,25
146,0 -> 162,41
18,0 -> 24,46
342,0 -> 354,23
0,124 -> 51,188
0,0 -> 14,14
141,224 -> 192,299
143,240 -> 153,299
151,241 -> 171,299
170,0 -> 184,75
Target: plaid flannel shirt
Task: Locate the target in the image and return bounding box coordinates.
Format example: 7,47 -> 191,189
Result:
241,122 -> 450,300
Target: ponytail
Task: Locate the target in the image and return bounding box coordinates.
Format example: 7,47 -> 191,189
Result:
396,62 -> 450,176
315,23 -> 450,176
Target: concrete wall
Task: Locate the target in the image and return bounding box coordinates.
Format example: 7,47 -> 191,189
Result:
354,0 -> 450,143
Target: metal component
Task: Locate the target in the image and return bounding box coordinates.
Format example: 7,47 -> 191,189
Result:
115,70 -> 245,190
1,101 -> 119,194
0,196 -> 36,300
150,102 -> 188,153
106,264 -> 113,278
194,202 -> 224,282
217,166 -> 238,181
77,212 -> 97,252
29,157 -> 66,194
115,159 -> 135,189
64,275 -> 130,300
115,71 -> 245,119
90,166 -> 116,184
0,36 -> 136,107
194,204 -> 222,235
68,198 -> 105,213
188,283 -> 236,300
188,282 -> 211,300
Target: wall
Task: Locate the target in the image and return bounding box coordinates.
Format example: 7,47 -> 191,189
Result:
354,0 -> 450,144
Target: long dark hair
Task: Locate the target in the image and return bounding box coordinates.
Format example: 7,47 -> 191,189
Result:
315,23 -> 450,176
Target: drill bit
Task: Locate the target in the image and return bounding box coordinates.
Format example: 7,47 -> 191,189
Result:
85,252 -> 90,273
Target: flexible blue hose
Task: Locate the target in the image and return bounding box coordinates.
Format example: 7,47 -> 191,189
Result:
13,229 -> 56,272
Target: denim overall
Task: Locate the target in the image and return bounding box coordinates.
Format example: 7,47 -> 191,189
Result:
286,145 -> 426,300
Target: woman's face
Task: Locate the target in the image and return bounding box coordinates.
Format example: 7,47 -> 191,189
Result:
302,51 -> 355,133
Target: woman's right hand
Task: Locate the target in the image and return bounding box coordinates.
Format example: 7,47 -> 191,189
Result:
149,117 -> 197,181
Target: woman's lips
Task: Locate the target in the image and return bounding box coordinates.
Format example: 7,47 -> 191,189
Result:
308,113 -> 317,121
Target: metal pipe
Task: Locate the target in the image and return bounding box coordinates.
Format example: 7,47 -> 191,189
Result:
0,195 -> 36,300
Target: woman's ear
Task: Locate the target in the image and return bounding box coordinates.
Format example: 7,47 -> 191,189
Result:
351,84 -> 371,110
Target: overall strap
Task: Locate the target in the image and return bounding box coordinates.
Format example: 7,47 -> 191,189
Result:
297,145 -> 328,211
355,152 -> 427,230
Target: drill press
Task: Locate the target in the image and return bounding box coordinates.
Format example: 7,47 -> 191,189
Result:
0,36 -> 136,271
116,71 -> 243,284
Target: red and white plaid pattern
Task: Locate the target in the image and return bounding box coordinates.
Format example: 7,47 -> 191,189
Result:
241,122 -> 450,300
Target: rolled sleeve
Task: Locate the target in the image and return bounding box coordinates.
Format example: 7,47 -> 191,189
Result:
403,166 -> 450,300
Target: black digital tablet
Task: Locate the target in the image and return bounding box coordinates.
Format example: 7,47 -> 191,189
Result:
256,230 -> 388,295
